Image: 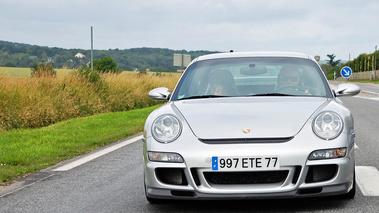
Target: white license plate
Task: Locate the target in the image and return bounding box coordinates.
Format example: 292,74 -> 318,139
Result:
212,156 -> 279,171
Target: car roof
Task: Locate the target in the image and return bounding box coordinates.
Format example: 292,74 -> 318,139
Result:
194,51 -> 313,62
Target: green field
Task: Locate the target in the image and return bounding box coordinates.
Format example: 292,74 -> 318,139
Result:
0,67 -> 72,78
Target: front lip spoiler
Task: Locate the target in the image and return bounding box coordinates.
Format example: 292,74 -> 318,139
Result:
146,181 -> 352,200
198,137 -> 294,144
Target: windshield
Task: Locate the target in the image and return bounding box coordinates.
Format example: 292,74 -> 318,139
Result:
171,57 -> 332,101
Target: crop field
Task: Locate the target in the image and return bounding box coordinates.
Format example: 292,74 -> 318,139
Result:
0,67 -> 72,78
0,67 -> 181,132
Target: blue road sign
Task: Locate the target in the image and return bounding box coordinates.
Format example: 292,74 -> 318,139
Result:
341,66 -> 352,78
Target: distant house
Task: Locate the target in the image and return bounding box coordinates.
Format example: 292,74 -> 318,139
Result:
75,53 -> 86,58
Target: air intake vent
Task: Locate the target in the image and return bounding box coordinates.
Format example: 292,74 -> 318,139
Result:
204,171 -> 289,184
156,168 -> 188,185
305,165 -> 337,183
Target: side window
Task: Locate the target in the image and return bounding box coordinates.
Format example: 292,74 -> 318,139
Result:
176,68 -> 210,99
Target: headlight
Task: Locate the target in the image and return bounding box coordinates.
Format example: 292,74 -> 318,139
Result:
152,114 -> 182,143
313,111 -> 343,140
308,148 -> 347,160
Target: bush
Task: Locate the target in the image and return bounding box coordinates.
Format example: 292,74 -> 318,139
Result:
92,57 -> 122,74
76,67 -> 102,83
326,66 -> 339,80
31,63 -> 56,78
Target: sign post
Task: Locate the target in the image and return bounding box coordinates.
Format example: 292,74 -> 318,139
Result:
173,54 -> 191,67
91,26 -> 94,72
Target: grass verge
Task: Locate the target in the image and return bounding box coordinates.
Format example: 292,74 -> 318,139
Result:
0,104 -> 161,184
351,80 -> 379,84
333,79 -> 379,84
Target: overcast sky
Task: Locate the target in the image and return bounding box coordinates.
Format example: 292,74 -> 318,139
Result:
1,0 -> 378,60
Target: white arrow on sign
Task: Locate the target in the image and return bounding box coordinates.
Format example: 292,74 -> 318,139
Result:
343,68 -> 350,76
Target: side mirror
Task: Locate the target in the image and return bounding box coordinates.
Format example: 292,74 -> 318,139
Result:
148,87 -> 171,101
334,83 -> 360,97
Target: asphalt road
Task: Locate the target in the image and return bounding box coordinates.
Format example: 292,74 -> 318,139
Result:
0,83 -> 379,213
329,81 -> 379,95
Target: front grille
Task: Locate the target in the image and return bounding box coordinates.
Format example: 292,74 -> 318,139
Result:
204,171 -> 289,184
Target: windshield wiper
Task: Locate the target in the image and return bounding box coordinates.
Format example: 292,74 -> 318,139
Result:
179,93 -> 293,100
179,95 -> 229,100
248,93 -> 294,97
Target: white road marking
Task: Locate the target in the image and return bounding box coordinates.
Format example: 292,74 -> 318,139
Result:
360,90 -> 379,96
354,95 -> 379,101
53,135 -> 143,171
356,166 -> 379,196
354,90 -> 379,101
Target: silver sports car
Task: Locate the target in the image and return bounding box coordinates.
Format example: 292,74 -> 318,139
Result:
143,52 -> 360,202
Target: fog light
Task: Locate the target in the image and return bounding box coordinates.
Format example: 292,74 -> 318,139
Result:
308,148 -> 347,160
148,152 -> 184,163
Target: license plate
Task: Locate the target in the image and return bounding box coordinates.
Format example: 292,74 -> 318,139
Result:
212,156 -> 279,171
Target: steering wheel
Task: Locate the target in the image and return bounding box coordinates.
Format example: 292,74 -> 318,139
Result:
275,85 -> 305,93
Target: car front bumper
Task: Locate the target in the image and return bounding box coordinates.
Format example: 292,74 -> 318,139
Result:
143,133 -> 355,200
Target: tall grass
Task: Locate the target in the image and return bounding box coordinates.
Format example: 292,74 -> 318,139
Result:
0,70 -> 180,131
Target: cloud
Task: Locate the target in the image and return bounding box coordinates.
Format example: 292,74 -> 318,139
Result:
1,0 -> 378,60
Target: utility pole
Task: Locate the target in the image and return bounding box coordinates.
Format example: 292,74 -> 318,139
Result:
375,45 -> 377,80
91,26 -> 94,72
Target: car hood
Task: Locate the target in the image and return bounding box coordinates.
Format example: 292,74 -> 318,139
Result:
173,97 -> 328,139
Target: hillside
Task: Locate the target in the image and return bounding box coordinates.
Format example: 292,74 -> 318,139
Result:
0,40 -> 220,72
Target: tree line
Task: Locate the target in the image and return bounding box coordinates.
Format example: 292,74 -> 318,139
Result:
340,52 -> 379,73
0,40 -> 219,72
320,52 -> 379,80
2,40 -> 378,76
